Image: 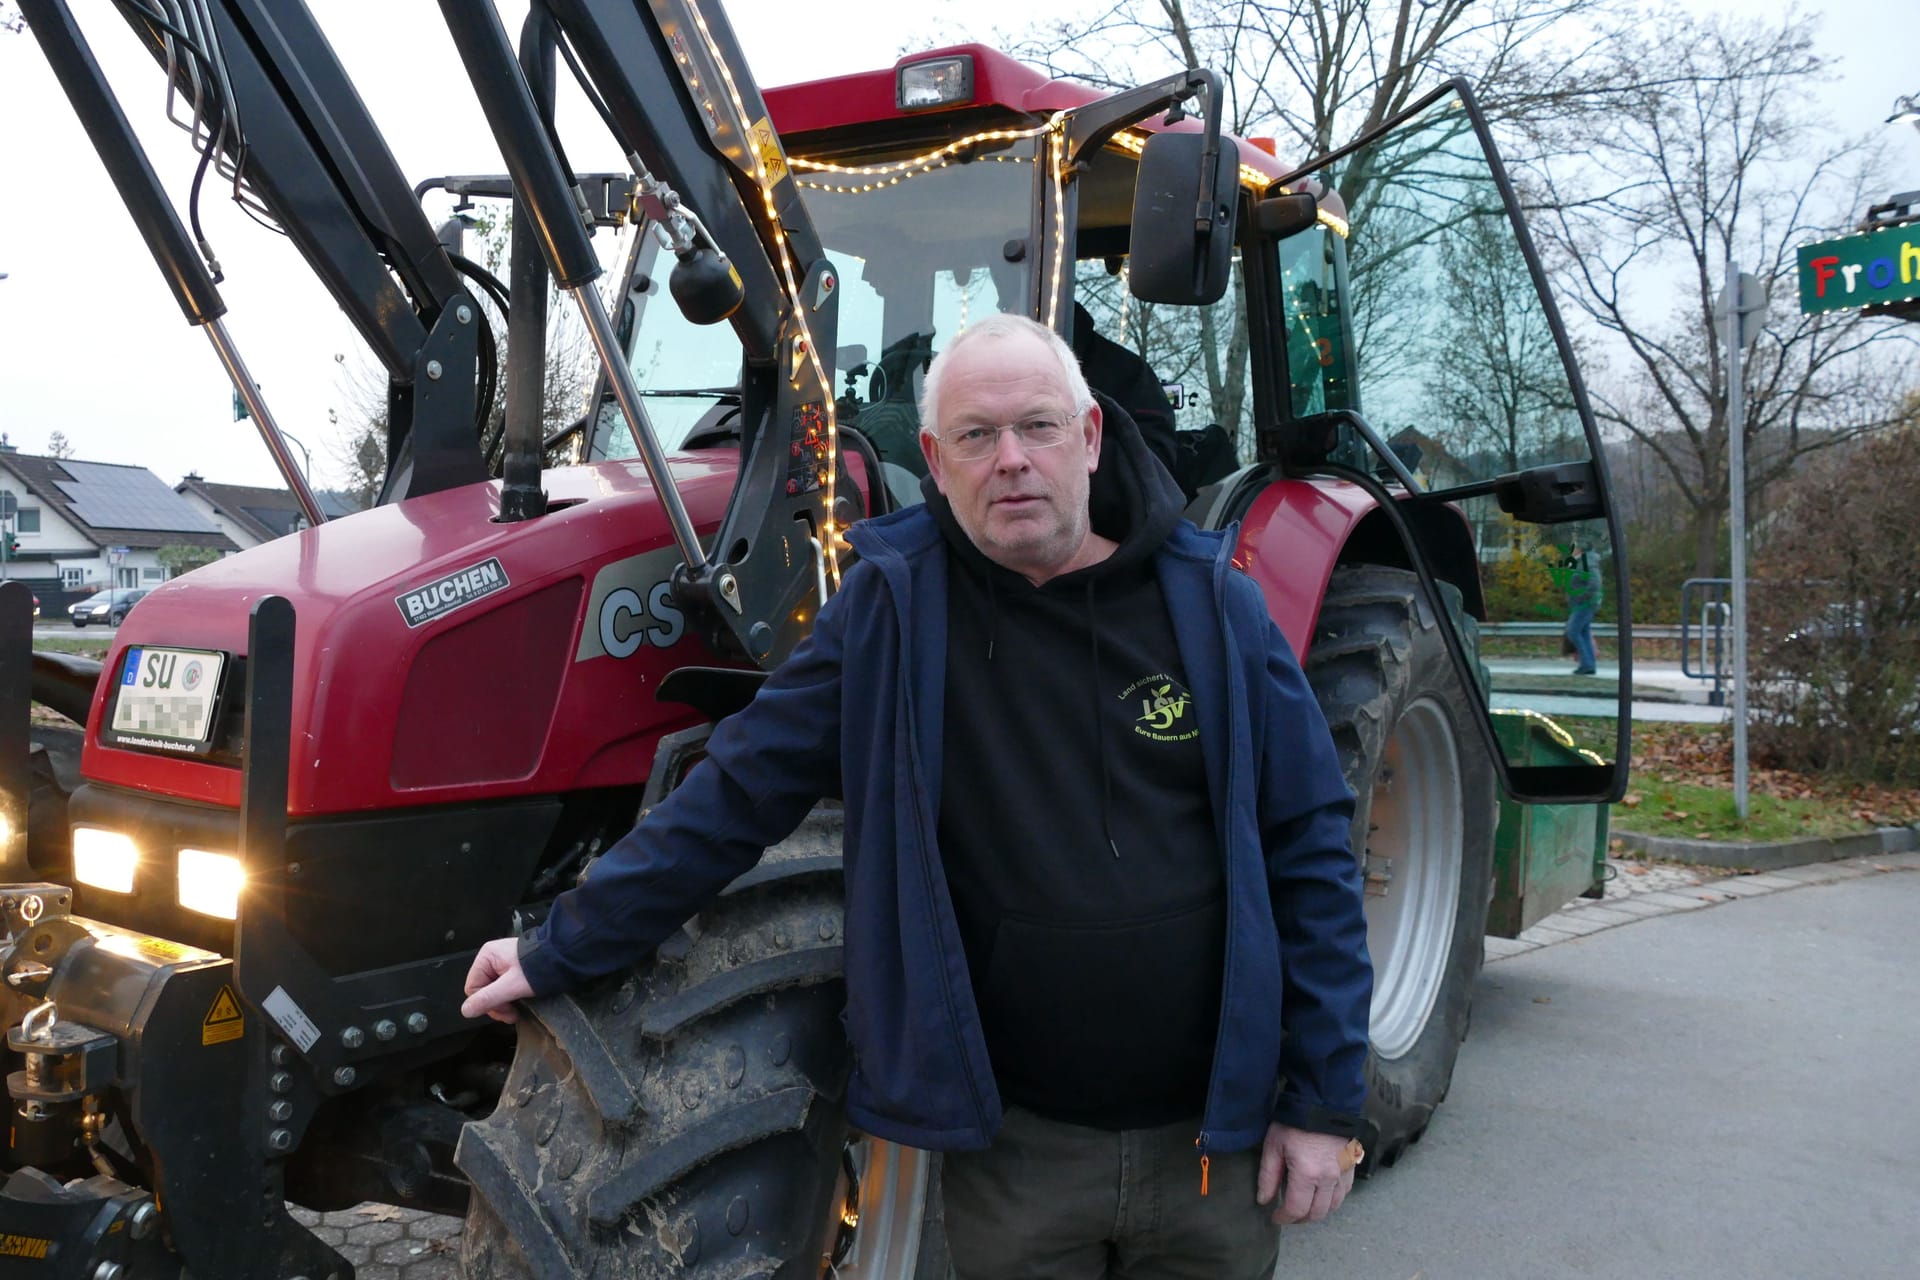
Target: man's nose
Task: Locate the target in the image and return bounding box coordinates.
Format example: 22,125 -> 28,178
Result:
991,427 -> 1034,468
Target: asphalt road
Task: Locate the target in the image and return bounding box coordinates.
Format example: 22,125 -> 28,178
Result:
1278,868 -> 1920,1280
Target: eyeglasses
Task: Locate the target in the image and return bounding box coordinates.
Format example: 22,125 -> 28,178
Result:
930,413 -> 1079,462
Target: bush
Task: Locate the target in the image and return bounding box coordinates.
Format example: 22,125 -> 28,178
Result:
1748,428 -> 1920,784
1480,517 -> 1568,622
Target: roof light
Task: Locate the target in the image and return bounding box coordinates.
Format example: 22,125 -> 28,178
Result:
898,56 -> 974,112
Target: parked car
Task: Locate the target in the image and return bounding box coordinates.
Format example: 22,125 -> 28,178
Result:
68,589 -> 149,628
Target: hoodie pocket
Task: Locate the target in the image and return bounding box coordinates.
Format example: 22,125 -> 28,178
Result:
979,898 -> 1226,1118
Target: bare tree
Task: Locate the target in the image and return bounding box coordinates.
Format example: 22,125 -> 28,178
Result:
994,0 -> 1624,467
44,430 -> 74,459
1426,214 -> 1578,476
1007,0 -> 1618,159
1534,8 -> 1919,580
327,206 -> 601,498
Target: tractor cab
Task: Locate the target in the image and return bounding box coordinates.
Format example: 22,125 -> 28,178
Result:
593,46 -> 1632,804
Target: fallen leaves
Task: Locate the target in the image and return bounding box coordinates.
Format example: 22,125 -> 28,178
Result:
1629,722 -> 1920,827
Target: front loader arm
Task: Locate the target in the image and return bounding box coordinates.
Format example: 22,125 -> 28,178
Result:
437,0 -> 850,668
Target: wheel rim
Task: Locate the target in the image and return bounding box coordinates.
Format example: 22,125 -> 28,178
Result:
1364,695 -> 1464,1061
825,1135 -> 930,1277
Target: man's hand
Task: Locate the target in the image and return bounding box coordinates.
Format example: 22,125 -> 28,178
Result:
461,937 -> 533,1023
1256,1123 -> 1357,1225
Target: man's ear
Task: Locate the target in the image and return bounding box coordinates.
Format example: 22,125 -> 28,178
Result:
919,430 -> 946,492
1082,401 -> 1104,474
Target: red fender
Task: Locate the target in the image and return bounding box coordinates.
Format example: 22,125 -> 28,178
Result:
1229,476 -> 1482,657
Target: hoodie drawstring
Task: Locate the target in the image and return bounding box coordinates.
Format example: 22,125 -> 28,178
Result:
1087,579 -> 1119,859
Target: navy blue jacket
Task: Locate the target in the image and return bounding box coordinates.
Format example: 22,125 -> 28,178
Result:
521,496 -> 1372,1155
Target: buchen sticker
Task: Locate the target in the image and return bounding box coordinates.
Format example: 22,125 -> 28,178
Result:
395,557 -> 510,628
203,984 -> 245,1046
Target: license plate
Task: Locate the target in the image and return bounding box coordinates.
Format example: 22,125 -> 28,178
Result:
110,647 -> 226,748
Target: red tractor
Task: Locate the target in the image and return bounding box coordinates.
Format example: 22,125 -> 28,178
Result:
1,1 -> 1626,1276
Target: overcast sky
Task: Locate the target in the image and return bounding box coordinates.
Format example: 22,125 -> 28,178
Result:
0,0 -> 1914,492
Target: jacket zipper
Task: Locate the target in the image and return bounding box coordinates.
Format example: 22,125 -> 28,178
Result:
1196,538 -> 1241,1180
891,548 -> 995,1137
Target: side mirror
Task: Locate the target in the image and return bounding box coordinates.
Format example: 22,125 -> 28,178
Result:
1254,191 -> 1318,240
1129,130 -> 1240,305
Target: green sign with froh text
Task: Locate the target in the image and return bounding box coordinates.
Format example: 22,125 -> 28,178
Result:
1798,224 -> 1920,315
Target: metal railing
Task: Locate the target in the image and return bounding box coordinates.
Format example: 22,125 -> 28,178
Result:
1480,622 -> 1679,639
1679,578 -> 1732,706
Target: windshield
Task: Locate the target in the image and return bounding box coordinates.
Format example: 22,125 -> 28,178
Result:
589,135 -> 1039,506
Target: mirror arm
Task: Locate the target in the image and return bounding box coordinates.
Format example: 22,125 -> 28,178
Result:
1417,461 -> 1604,524
1188,70 -> 1225,234
1064,68 -> 1219,175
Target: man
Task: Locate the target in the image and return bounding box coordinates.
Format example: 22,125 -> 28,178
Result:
463,314 -> 1372,1278
1565,538 -> 1602,676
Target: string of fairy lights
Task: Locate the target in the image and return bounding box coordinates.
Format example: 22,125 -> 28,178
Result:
674,1 -> 1350,600
683,0 -> 851,587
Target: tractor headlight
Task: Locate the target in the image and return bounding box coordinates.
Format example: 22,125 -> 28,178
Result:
896,55 -> 973,111
178,849 -> 245,920
73,827 -> 139,894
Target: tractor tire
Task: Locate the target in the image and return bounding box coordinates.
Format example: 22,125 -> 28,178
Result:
458,807 -> 948,1279
1304,565 -> 1497,1173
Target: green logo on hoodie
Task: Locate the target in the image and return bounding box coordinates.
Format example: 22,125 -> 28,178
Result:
1121,674 -> 1198,742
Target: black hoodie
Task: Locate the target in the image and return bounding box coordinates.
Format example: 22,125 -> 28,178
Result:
928,393 -> 1226,1130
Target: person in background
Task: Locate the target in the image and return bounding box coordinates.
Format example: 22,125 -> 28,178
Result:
1565,538 -> 1602,676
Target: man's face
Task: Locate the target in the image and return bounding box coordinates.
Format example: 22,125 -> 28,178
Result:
920,332 -> 1103,583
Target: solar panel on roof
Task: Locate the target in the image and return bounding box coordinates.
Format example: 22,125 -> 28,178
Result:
55,462 -> 224,534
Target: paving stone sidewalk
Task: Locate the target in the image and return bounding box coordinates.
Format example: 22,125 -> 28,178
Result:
298,849 -> 1920,1276
1483,848 -> 1920,962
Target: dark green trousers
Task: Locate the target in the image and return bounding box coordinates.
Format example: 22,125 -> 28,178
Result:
942,1107 -> 1281,1280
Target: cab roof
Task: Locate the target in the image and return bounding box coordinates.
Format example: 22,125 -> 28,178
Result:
763,44 -> 1288,185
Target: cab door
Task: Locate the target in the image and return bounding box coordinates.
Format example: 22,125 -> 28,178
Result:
1258,81 -> 1630,804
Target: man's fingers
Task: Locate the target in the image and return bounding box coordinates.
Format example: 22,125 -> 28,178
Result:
1272,1175 -> 1344,1226
1257,1136 -> 1284,1206
460,938 -> 530,1023
459,975 -> 525,1023
1276,1169 -> 1317,1225
1329,1171 -> 1353,1216
463,939 -> 510,995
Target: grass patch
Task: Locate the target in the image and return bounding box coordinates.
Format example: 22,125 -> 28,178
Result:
33,636 -> 111,657
1537,713 -> 1914,841
1608,778 -> 1867,842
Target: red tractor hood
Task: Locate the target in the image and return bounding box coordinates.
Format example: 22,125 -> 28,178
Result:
83,456 -> 743,816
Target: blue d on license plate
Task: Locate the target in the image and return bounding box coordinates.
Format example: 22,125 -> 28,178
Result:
111,647 -> 225,746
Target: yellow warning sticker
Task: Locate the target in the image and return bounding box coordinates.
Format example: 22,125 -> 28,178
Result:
203,985 -> 245,1046
138,936 -> 189,963
748,117 -> 787,190
0,1234 -> 51,1259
